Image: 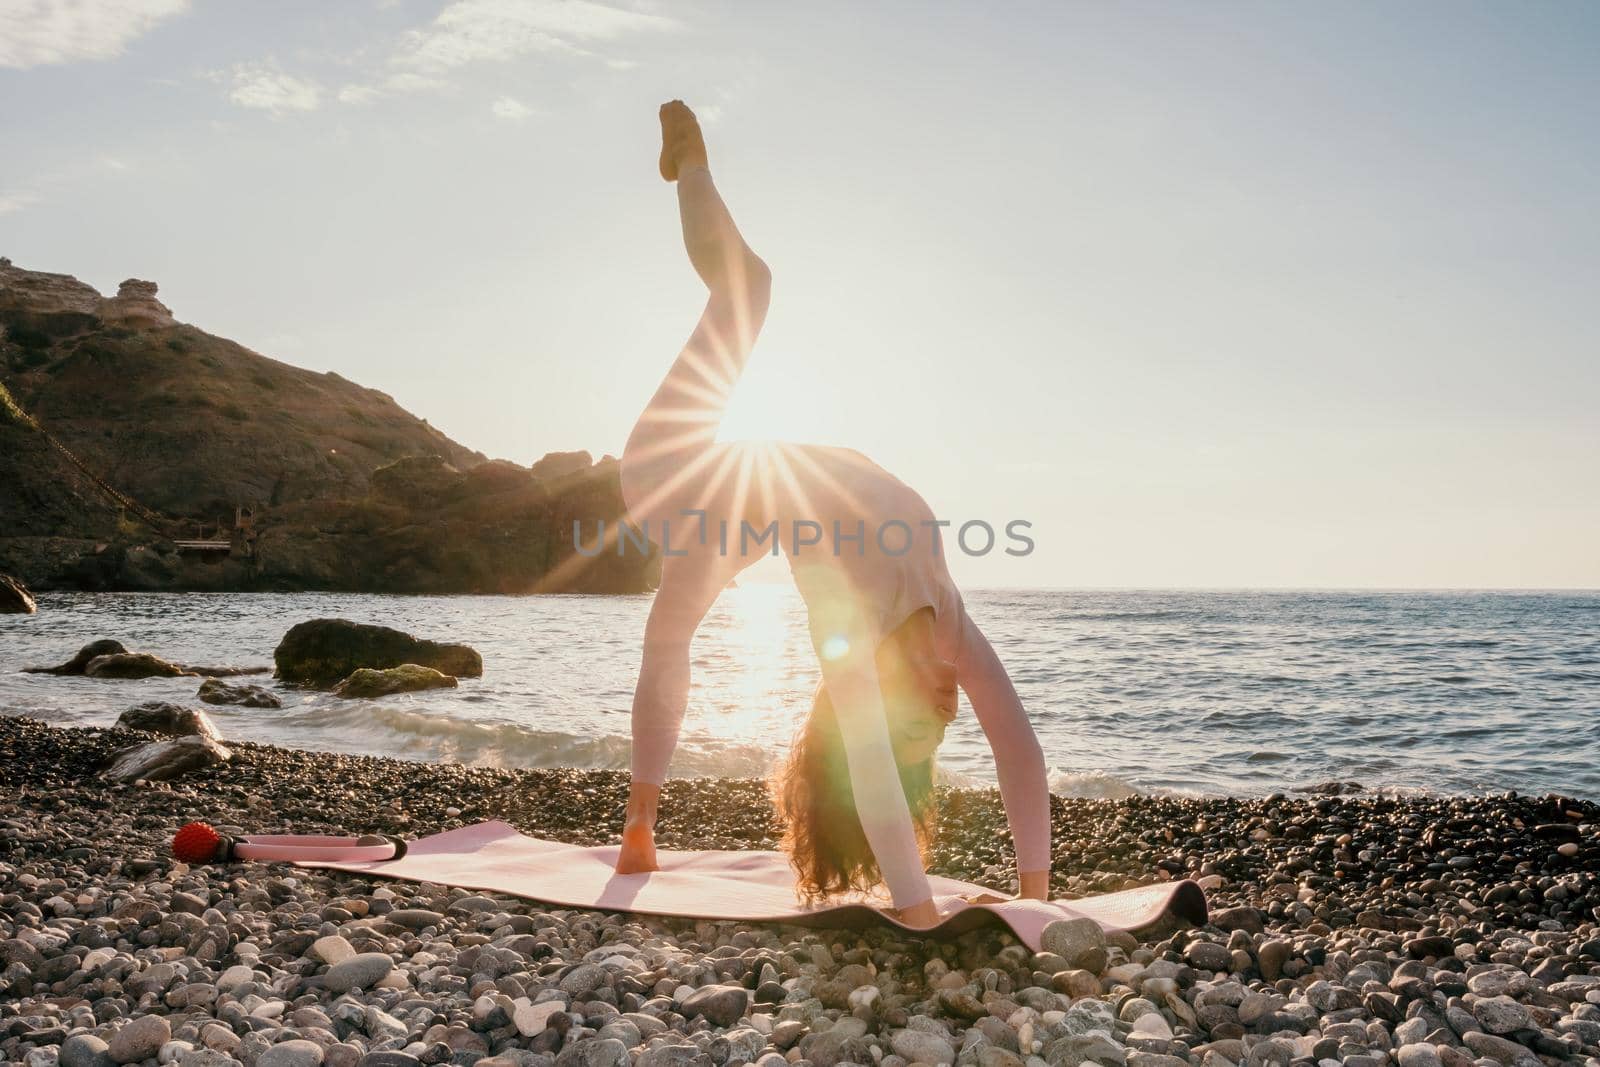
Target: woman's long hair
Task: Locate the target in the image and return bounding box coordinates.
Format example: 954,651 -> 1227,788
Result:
770,614 -> 943,903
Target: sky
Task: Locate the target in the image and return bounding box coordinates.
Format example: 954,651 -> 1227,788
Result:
2,0 -> 1597,589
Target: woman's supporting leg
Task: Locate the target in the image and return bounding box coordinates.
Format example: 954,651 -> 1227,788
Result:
629,550 -> 744,786
618,105 -> 771,873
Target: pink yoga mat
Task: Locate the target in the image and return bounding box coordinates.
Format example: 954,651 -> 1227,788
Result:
298,820 -> 1206,950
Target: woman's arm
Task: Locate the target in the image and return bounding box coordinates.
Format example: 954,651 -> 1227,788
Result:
818,623 -> 940,925
957,610 -> 1052,897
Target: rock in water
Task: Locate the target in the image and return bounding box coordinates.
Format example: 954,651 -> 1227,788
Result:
0,572 -> 36,613
198,677 -> 282,707
274,618 -> 483,686
84,651 -> 195,679
115,702 -> 222,740
102,735 -> 232,782
332,664 -> 459,699
24,638 -> 128,674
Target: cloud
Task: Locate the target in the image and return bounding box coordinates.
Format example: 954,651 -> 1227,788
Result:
0,190 -> 41,216
221,61 -> 321,115
338,70 -> 449,104
211,0 -> 671,115
0,0 -> 188,69
490,95 -> 530,120
394,0 -> 675,72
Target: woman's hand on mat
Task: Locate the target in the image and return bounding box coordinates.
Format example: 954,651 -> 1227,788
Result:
961,891 -> 1011,905
615,821 -> 659,874
892,898 -> 943,929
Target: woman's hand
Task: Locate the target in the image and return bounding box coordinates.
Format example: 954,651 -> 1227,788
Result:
615,781 -> 661,875
961,890 -> 1011,905
891,898 -> 943,929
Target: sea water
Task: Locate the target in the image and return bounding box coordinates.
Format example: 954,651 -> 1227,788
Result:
2,588 -> 1596,797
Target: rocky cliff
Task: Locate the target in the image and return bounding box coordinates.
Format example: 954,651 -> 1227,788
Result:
0,258 -> 658,594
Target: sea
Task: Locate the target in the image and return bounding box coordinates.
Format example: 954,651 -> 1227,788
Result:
2,588 -> 1597,799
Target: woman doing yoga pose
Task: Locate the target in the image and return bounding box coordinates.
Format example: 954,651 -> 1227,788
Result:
615,102 -> 1051,927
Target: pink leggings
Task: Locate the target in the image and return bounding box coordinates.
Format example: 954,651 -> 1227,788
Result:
620,167 -> 775,786
619,169 -> 1051,891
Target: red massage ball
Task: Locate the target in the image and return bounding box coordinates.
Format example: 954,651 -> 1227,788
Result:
173,821 -> 223,863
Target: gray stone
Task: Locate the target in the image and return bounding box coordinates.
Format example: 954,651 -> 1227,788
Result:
1257,940 -> 1291,981
1044,1034 -> 1127,1067
891,1029 -> 957,1066
325,952 -> 396,992
108,1015 -> 172,1064
358,1055 -> 424,1067
1470,996 -> 1530,1035
636,1046 -> 711,1067
1185,941 -> 1232,972
1461,1032 -> 1537,1066
102,734 -> 232,782
559,963 -> 608,996
1040,918 -> 1109,972
61,1035 -> 116,1067
259,1041 -> 327,1067
198,677 -> 283,707
180,1051 -> 241,1067
115,703 -> 223,740
977,1050 -> 1025,1067
680,984 -> 751,1027
387,908 -> 445,929
1395,1045 -> 1443,1067
553,1039 -> 629,1067
797,1030 -> 874,1067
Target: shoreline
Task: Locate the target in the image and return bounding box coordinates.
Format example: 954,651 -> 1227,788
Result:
2,716 -> 1599,1067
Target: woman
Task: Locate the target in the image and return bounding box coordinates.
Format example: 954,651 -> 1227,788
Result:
615,101 -> 1051,927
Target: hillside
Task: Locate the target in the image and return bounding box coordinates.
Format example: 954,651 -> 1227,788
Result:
0,258 -> 658,594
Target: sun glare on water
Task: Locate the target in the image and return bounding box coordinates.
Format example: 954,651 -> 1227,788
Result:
706,581 -> 810,737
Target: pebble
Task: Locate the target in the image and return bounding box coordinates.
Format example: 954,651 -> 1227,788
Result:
258,1040 -> 328,1067
891,1028 -> 957,1065
60,1035 -> 115,1067
1040,917 -> 1109,972
4,716 -> 1600,1067
324,952 -> 396,992
1471,995 -> 1531,1035
107,1016 -> 171,1064
679,984 -> 751,1027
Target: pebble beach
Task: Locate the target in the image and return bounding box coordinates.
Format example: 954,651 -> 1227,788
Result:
3,715 -> 1598,1067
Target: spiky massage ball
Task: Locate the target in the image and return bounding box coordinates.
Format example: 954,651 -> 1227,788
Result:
172,821 -> 224,863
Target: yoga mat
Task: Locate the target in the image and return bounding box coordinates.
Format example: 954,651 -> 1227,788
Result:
299,820 -> 1205,950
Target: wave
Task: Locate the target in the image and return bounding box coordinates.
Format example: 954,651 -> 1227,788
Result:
1046,768 -> 1142,799
279,702 -> 777,779
274,702 -> 1150,799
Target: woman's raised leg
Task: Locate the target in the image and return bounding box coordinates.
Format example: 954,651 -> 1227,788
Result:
620,101 -> 772,533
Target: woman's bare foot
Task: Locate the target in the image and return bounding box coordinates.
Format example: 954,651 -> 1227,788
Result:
658,99 -> 708,182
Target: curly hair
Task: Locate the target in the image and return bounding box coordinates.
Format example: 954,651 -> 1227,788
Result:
770,613 -> 945,903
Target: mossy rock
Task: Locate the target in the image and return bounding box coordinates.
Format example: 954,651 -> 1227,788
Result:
274,618 -> 482,687
332,663 -> 459,699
